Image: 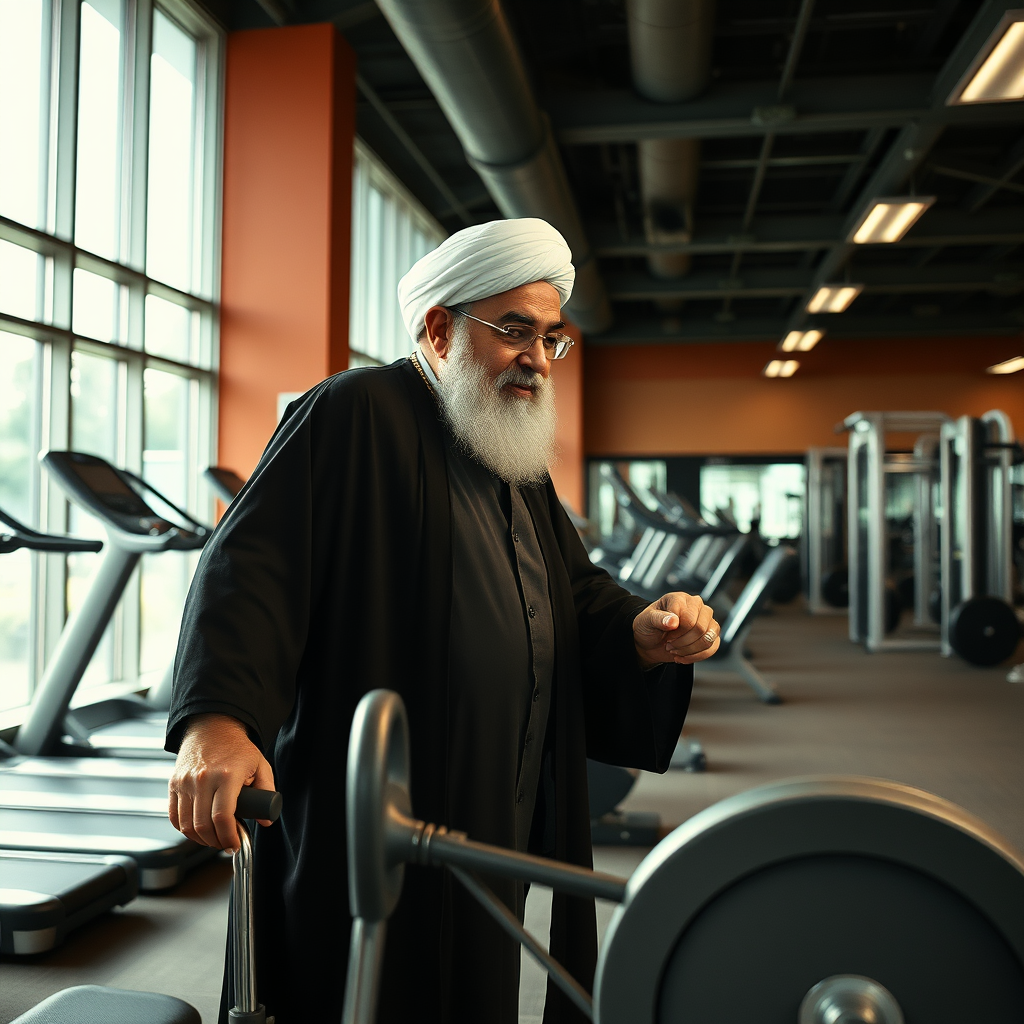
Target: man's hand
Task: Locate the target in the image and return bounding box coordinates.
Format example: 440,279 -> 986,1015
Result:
168,713 -> 276,853
633,592 -> 721,669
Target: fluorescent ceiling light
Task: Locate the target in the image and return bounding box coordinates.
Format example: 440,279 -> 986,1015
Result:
806,285 -> 862,314
779,329 -> 823,352
850,197 -> 935,244
948,12 -> 1024,104
987,355 -> 1024,374
764,359 -> 799,378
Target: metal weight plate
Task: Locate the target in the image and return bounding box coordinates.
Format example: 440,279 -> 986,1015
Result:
594,777 -> 1024,1024
949,597 -> 1022,667
820,568 -> 848,609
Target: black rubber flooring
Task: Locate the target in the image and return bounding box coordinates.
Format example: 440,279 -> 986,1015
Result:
3,600 -> 1023,1023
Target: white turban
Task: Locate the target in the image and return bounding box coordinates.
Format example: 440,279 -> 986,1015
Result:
397,218 -> 575,341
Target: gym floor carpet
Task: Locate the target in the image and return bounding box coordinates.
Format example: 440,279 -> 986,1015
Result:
2,600 -> 1022,1023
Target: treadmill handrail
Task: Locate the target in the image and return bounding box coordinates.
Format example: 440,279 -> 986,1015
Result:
600,466 -> 734,538
0,506 -> 104,555
719,545 -> 797,648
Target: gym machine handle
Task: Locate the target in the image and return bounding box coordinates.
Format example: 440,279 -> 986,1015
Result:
343,690 -> 629,1024
235,786 -> 282,823
230,788 -> 282,1024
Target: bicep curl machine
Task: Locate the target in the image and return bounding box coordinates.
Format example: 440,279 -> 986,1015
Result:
344,688 -> 1024,1024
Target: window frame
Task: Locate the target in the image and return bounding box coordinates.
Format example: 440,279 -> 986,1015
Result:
349,137 -> 446,367
0,0 -> 224,718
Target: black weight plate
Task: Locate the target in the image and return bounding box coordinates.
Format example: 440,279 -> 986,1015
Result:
595,778 -> 1024,1024
949,597 -> 1022,667
821,568 -> 848,608
884,582 -> 902,634
657,853 -> 1024,1024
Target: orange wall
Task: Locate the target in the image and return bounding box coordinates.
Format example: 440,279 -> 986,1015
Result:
549,323 -> 585,512
585,335 -> 1024,455
219,25 -> 355,477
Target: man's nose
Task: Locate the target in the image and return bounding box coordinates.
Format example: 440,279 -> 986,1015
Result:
517,337 -> 551,378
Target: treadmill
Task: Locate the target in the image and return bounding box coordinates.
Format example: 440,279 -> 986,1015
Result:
0,454 -> 216,890
19,451 -> 211,759
0,507 -> 140,953
204,465 -> 247,505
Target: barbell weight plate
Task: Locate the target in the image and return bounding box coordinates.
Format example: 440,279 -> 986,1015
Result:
595,777 -> 1024,1024
820,568 -> 849,609
655,853 -> 1021,1023
949,597 -> 1022,667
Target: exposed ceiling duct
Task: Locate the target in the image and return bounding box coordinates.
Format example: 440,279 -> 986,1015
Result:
373,0 -> 612,334
626,0 -> 716,282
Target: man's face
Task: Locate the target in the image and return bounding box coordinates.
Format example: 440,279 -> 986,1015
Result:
445,280 -> 563,398
427,280 -> 561,488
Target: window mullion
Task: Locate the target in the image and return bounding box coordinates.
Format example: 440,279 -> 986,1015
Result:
126,0 -> 151,275
121,353 -> 143,683
39,336 -> 72,670
49,0 -> 79,242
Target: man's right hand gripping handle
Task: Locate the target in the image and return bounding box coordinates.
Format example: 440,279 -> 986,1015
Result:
169,713 -> 277,854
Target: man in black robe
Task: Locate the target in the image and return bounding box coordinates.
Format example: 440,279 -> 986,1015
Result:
166,218 -> 720,1023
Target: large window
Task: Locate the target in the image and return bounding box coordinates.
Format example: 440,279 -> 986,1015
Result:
349,140 -> 445,367
0,0 -> 222,715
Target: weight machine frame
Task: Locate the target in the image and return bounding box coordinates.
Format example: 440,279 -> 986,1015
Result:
804,447 -> 848,615
842,411 -> 948,653
939,410 -> 1016,658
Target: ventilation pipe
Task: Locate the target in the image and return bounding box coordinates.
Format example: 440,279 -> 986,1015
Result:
374,0 -> 612,334
627,0 -> 716,281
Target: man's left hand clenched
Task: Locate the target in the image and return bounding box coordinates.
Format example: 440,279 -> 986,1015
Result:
633,592 -> 721,668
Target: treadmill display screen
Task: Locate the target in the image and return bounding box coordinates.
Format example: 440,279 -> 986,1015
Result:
71,464 -> 152,518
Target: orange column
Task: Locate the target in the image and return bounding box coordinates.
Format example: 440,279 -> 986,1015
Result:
218,25 -> 356,477
549,323 -> 585,514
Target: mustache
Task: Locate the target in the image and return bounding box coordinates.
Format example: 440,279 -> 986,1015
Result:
495,364 -> 543,391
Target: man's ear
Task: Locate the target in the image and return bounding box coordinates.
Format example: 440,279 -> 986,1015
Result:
423,306 -> 454,360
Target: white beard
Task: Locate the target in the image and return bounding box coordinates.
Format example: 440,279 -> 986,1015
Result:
433,318 -> 558,487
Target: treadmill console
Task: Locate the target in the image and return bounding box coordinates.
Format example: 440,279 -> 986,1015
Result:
43,452 -> 172,537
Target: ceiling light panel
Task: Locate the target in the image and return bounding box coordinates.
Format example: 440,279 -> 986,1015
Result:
806,285 -> 862,314
764,359 -> 799,378
850,197 -> 936,244
948,12 -> 1024,105
780,329 -> 823,352
987,355 -> 1024,374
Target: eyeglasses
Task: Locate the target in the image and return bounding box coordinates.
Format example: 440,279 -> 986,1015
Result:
448,307 -> 575,360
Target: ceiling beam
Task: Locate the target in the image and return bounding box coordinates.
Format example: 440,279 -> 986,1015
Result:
589,312 -> 1024,345
589,208 -> 1024,257
930,163 -> 1024,196
549,74 -> 1024,145
607,263 -> 1024,302
783,1 -> 1024,335
964,134 -> 1024,212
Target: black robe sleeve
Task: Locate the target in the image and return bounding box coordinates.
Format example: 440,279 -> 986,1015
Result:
165,385 -> 328,752
544,483 -> 692,774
